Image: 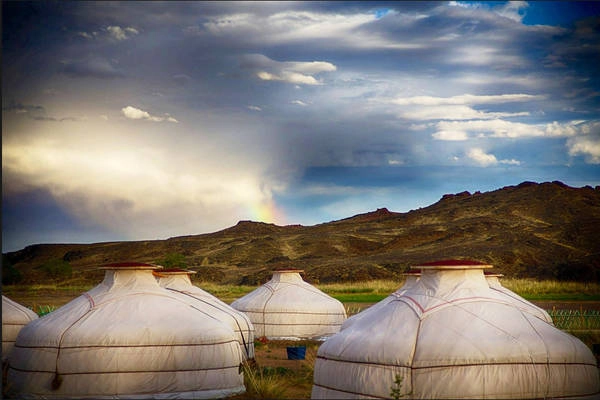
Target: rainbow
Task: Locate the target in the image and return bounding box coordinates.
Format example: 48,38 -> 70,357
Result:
249,199 -> 286,225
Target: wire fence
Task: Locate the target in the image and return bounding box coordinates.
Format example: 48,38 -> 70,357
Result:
548,309 -> 600,330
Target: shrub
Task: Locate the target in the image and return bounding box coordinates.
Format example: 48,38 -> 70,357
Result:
158,253 -> 188,269
242,362 -> 288,399
36,258 -> 72,280
2,254 -> 22,284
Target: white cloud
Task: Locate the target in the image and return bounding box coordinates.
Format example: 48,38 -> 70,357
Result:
121,106 -> 178,123
245,54 -> 336,85
291,100 -> 308,106
449,45 -> 527,67
398,105 -> 529,121
247,105 -> 262,111
435,119 -> 544,139
448,1 -> 529,23
200,10 -> 424,50
496,1 -> 529,23
1,122 -> 281,240
467,147 -> 498,166
433,119 -> 595,140
392,93 -> 544,106
77,31 -> 93,39
106,26 -> 139,41
387,93 -> 540,121
500,158 -> 521,165
567,136 -> 600,164
432,130 -> 469,141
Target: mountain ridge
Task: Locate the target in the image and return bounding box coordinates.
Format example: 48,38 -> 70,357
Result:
4,181 -> 600,284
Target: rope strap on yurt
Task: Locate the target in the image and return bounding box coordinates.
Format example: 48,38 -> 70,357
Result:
52,293 -> 95,390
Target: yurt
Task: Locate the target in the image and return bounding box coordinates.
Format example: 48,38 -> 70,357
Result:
485,271 -> 554,324
6,262 -> 245,399
312,260 -> 600,399
154,268 -> 255,359
2,295 -> 38,363
231,269 -> 347,340
341,269 -> 420,331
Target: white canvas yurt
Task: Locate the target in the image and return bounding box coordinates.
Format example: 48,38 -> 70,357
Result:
312,260 -> 600,399
154,268 -> 255,359
485,271 -> 554,324
341,269 -> 420,331
2,295 -> 38,363
231,269 -> 347,340
6,262 -> 245,399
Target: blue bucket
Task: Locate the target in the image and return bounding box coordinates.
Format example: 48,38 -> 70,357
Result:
286,346 -> 306,360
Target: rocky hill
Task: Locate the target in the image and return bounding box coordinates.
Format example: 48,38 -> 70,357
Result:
4,181 -> 600,284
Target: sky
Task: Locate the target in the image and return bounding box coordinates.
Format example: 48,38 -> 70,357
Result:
2,1 -> 600,252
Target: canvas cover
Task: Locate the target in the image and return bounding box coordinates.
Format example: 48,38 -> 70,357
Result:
155,269 -> 255,359
485,272 -> 554,324
341,271 -> 420,332
6,263 -> 245,399
312,261 -> 599,399
231,269 -> 347,340
2,295 -> 38,362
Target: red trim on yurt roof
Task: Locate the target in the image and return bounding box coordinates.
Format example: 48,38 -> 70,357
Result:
101,262 -> 160,270
414,259 -> 493,269
158,268 -> 196,273
403,269 -> 421,275
152,268 -> 196,277
484,271 -> 504,277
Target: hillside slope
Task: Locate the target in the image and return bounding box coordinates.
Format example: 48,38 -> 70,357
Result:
4,181 -> 600,284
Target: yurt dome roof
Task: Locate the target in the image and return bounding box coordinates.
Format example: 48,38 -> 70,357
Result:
2,295 -> 38,363
155,268 -> 255,360
231,269 -> 346,340
6,262 -> 245,399
313,259 -> 599,399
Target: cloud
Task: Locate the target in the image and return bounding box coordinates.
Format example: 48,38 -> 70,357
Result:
3,102 -> 45,114
567,135 -> 600,164
62,57 -> 124,79
199,9 -> 419,50
2,102 -> 81,122
398,105 -> 529,121
121,106 -> 178,123
467,147 -> 498,166
1,121 -> 281,240
106,26 -> 139,41
432,129 -> 469,141
433,119 -> 594,140
291,100 -> 308,106
449,1 -> 529,23
388,93 -> 540,121
466,147 -> 519,166
247,105 -> 262,111
242,54 -> 336,85
391,93 -> 545,106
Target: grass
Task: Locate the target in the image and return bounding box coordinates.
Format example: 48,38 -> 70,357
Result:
241,362 -> 289,399
321,278 -> 600,302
